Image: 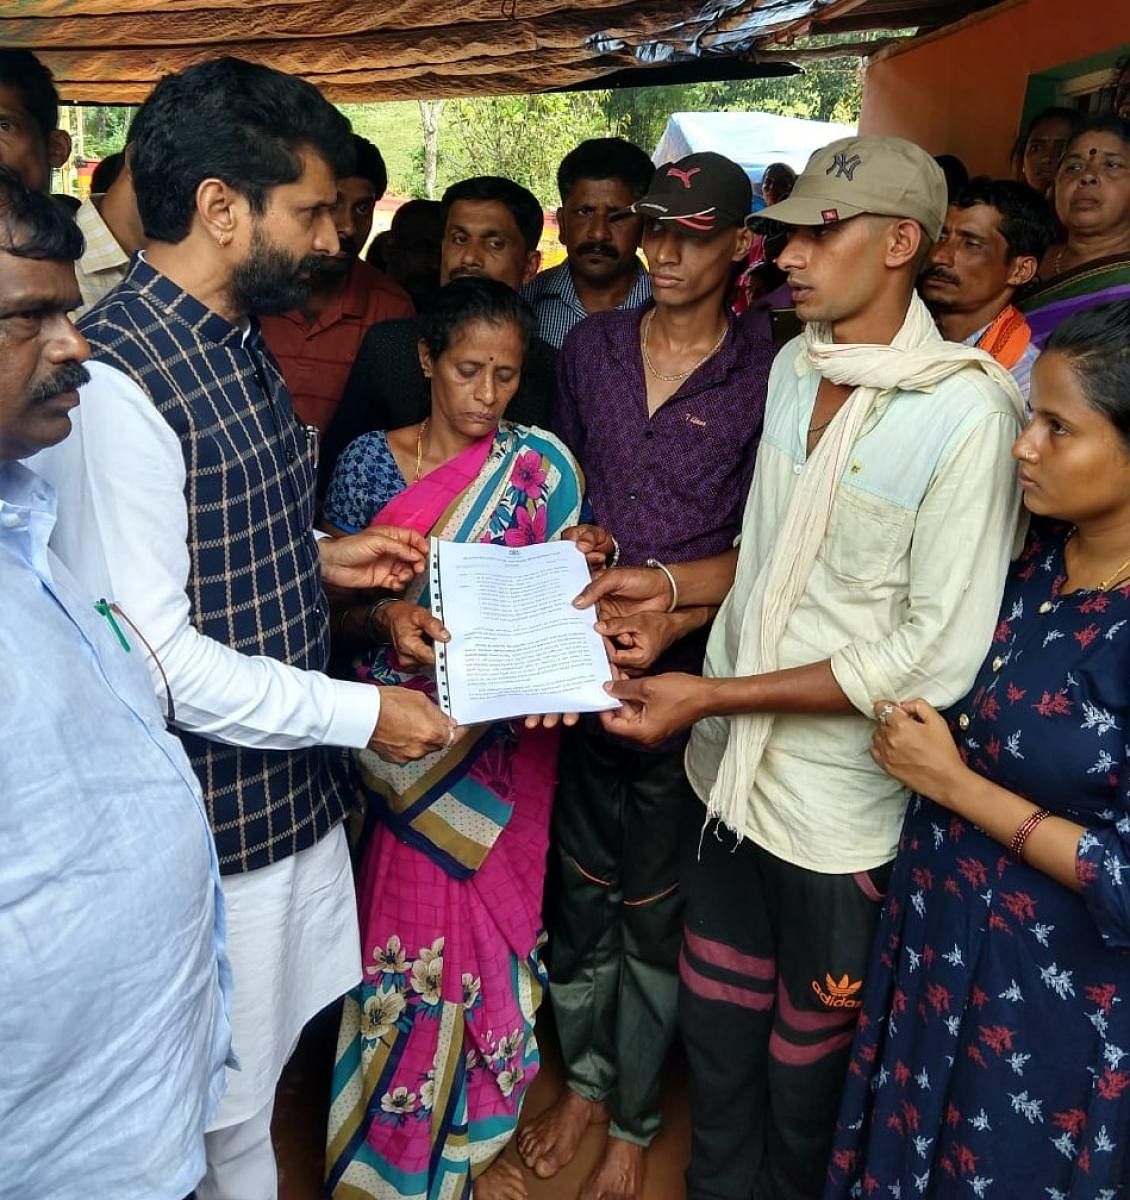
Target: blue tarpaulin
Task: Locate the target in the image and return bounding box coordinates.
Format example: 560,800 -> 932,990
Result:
654,111 -> 857,204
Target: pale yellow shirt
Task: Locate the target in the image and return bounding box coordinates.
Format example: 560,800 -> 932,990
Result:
74,196 -> 130,317
685,336 -> 1022,873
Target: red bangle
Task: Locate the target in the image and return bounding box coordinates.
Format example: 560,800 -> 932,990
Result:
1009,808 -> 1051,861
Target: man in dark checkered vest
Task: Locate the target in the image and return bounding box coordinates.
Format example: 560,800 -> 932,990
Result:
33,58 -> 455,1199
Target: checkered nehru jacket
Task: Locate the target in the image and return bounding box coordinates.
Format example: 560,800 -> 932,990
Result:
79,259 -> 351,875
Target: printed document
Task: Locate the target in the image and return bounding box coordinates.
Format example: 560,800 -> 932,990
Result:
429,538 -> 618,724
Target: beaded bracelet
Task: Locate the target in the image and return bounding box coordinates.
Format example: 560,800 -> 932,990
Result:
1009,808 -> 1052,861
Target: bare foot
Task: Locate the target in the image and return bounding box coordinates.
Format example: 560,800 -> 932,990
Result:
578,1136 -> 645,1200
472,1156 -> 528,1200
517,1086 -> 609,1179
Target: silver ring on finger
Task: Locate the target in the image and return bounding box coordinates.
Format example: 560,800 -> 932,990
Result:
878,703 -> 897,725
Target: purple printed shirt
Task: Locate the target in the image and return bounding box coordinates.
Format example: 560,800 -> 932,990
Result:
554,304 -> 773,568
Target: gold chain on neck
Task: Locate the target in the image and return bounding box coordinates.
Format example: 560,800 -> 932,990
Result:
640,309 -> 729,382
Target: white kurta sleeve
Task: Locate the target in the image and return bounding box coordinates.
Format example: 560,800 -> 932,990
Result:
32,360 -> 381,750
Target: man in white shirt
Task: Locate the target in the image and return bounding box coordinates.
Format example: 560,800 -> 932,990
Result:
0,163 -> 230,1200
576,136 -> 1024,1199
34,57 -> 455,1200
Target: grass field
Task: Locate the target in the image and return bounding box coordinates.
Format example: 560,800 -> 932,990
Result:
339,101 -> 425,197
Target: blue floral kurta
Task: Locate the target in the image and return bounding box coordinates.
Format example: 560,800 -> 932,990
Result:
826,520 -> 1130,1198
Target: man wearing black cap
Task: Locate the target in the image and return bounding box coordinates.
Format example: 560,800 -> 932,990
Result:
518,151 -> 775,1200
574,135 -> 1026,1200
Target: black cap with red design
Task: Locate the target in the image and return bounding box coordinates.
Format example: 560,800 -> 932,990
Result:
610,151 -> 753,235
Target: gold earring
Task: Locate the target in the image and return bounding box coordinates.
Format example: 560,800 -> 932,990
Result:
219,233 -> 231,248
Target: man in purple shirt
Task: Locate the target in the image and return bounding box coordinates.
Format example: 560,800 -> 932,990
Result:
518,152 -> 775,1200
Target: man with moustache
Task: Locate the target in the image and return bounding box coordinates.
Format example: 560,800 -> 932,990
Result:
519,152 -> 774,1200
574,136 -> 1026,1200
320,174 -> 554,493
521,137 -> 654,348
260,134 -> 413,431
32,59 -> 455,1200
0,163 -> 231,1200
922,176 -> 1054,408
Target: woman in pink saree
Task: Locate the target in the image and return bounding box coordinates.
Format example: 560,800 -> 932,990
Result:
322,279 -> 584,1200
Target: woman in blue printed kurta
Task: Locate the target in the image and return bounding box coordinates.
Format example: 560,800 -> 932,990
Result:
826,303 -> 1130,1199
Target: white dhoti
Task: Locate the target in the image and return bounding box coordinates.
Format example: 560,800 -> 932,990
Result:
197,825 -> 360,1199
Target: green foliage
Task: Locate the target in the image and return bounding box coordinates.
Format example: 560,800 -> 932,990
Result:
604,65 -> 863,153
439,92 -> 617,205
77,105 -> 135,161
72,42 -> 871,199
603,85 -> 690,155
699,61 -> 864,124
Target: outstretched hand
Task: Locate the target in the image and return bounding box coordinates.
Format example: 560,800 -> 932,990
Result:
596,610 -> 686,674
319,525 -> 429,591
370,686 -> 460,763
573,565 -> 673,622
599,672 -> 707,746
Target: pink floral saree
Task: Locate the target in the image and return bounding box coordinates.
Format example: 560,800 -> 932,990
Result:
326,423 -> 583,1200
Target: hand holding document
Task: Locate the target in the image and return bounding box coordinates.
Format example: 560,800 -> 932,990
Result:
430,538 -> 618,725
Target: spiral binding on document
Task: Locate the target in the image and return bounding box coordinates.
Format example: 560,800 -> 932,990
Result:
429,537 -> 453,716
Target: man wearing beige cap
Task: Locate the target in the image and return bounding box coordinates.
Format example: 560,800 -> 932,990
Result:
575,136 -> 1025,1198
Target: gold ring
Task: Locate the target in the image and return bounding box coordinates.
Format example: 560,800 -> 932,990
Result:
446,726 -> 457,748
878,703 -> 896,725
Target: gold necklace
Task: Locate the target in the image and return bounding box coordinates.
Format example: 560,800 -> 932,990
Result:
641,309 -> 729,382
414,418 -> 429,482
1066,528 -> 1130,591
1099,554 -> 1130,592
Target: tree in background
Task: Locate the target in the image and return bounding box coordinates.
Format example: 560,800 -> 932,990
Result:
60,48 -> 870,204
441,92 -> 614,203
81,105 -> 134,159
418,100 -> 445,198
605,58 -> 869,152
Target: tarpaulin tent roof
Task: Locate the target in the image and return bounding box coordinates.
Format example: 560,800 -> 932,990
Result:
653,110 -> 856,192
2,0 -> 1003,104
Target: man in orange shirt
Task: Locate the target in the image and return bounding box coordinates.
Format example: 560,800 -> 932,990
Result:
261,134 -> 413,430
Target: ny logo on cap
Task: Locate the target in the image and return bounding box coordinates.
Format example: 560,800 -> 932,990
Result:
667,165 -> 701,189
826,152 -> 862,181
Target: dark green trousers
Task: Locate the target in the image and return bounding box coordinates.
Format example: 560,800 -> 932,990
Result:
547,724 -> 690,1145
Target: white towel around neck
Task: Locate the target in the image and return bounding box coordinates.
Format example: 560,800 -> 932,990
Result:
705,292 -> 1024,835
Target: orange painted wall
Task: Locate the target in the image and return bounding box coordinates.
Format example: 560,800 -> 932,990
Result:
859,0 -> 1130,175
